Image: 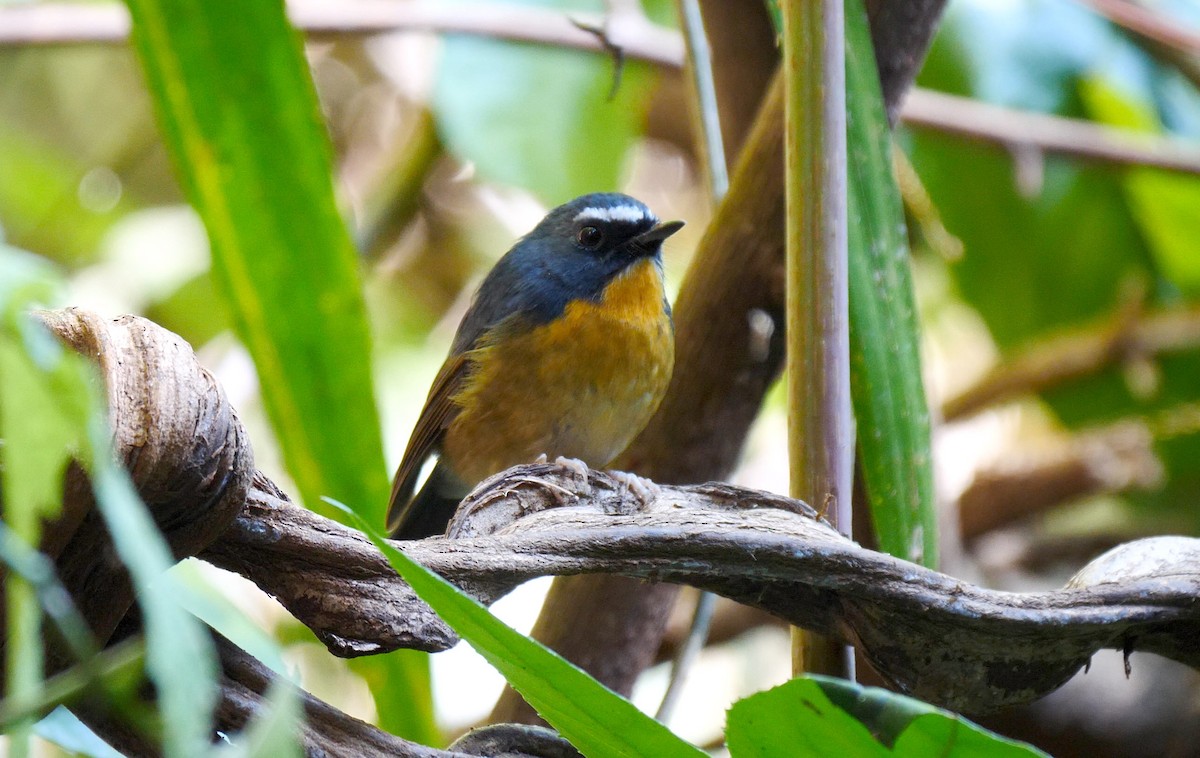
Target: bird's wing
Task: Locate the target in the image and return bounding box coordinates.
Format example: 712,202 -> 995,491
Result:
386,350 -> 470,533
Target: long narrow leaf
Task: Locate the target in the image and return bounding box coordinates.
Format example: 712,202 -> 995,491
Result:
335,502 -> 705,758
845,0 -> 938,566
121,0 -> 389,527
122,0 -> 436,740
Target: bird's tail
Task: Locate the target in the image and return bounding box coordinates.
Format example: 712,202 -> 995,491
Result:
388,461 -> 469,540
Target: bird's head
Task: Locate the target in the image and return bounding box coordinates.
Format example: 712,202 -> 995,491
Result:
531,193 -> 685,269
454,194 -> 684,345
503,193 -> 684,307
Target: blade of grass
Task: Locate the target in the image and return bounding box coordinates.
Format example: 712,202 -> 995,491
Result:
845,0 -> 937,567
331,500 -> 706,758
88,453 -> 218,757
0,254 -> 82,757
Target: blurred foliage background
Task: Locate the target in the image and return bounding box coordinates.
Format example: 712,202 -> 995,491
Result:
2,0 -> 1200,755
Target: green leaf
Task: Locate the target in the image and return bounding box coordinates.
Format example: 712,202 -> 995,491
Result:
911,4 -> 1153,351
433,0 -> 658,204
726,677 -> 1046,758
845,0 -> 937,566
123,0 -> 435,738
171,559 -> 290,678
726,678 -> 887,757
35,707 -> 124,758
0,246 -> 217,756
1080,77 -> 1200,297
333,500 -> 705,758
89,457 -> 218,757
121,0 -> 390,527
813,676 -> 1048,758
0,249 -> 86,754
349,652 -> 440,748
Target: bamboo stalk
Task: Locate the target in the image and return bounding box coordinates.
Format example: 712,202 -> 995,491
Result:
783,0 -> 854,678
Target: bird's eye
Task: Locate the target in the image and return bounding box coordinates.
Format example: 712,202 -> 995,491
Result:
576,226 -> 604,249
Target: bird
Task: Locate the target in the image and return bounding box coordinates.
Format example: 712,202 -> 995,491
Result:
387,192 -> 683,539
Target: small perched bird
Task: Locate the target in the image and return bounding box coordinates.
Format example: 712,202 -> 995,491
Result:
387,193 -> 683,539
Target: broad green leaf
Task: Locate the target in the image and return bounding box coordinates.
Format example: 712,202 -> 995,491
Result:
726,678 -> 886,757
122,0 -> 389,527
914,4 -> 1200,525
1071,77 -> 1200,525
911,2 -> 1153,350
726,677 -> 1046,757
894,714 -> 1041,757
433,0 -> 658,204
335,501 -> 705,758
813,676 -> 1047,757
1081,78 -> 1200,297
845,0 -> 937,566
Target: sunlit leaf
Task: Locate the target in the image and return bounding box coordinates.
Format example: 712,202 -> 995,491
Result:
726,677 -> 1046,757
123,0 -> 436,739
122,0 -> 390,527
726,678 -> 885,757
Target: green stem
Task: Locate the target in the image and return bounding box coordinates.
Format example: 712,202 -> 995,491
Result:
783,0 -> 853,677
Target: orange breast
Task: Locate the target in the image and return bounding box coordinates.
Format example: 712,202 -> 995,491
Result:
443,258 -> 673,485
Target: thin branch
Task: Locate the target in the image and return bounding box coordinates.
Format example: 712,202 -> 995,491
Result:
653,590 -> 715,723
901,88 -> 1200,176
958,421 -> 1164,540
941,305 -> 1200,421
7,4 -> 1198,180
679,0 -> 729,200
650,0 -> 731,720
0,0 -> 683,66
1075,0 -> 1200,57
1077,0 -> 1200,92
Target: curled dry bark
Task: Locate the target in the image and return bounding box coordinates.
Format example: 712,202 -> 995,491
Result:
3,309 -> 251,678
13,309 -> 1199,751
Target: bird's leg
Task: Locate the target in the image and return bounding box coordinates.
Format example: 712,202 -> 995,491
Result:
608,470 -> 660,509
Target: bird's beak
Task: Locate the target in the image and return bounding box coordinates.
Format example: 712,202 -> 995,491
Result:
633,219 -> 685,248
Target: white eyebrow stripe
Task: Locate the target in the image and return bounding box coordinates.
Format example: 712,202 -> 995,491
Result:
573,205 -> 650,224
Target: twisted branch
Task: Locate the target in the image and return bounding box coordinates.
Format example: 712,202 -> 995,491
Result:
8,308 -> 1200,749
